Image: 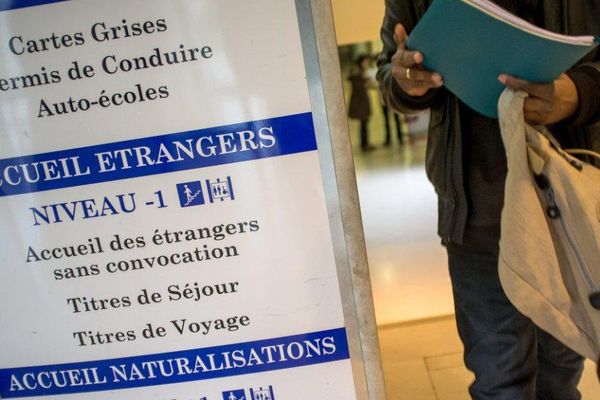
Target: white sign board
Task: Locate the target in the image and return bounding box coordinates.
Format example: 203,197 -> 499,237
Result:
0,0 -> 380,399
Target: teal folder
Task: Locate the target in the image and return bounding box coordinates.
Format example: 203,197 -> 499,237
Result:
406,0 -> 599,118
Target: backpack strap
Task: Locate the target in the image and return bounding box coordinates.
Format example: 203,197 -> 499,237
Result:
565,149 -> 600,163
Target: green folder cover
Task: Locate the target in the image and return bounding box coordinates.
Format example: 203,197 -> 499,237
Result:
406,0 -> 599,118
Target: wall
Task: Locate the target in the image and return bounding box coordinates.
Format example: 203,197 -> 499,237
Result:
331,0 -> 385,45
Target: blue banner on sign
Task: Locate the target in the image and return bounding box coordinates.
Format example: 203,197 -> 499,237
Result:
0,112 -> 317,197
0,0 -> 66,11
0,328 -> 349,398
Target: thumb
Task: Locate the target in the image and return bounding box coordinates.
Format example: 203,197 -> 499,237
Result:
394,24 -> 407,48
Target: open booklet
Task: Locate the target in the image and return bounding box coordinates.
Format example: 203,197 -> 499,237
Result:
406,0 -> 599,118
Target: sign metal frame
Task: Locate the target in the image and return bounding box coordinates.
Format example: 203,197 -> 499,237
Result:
296,1 -> 386,399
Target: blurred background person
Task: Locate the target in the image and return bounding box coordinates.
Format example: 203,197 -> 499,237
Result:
348,54 -> 376,151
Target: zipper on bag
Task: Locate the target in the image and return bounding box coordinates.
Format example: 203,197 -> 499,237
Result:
533,173 -> 600,309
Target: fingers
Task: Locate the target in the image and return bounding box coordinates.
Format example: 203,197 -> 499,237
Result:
499,74 -> 554,99
524,111 -> 545,125
409,68 -> 443,85
523,97 -> 553,124
392,24 -> 423,66
392,23 -> 443,96
392,48 -> 423,67
524,97 -> 553,114
393,65 -> 443,87
499,74 -> 558,124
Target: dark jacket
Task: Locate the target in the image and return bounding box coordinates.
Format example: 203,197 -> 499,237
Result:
377,0 -> 600,244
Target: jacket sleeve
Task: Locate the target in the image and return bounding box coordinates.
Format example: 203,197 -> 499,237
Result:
566,61 -> 600,126
376,0 -> 444,114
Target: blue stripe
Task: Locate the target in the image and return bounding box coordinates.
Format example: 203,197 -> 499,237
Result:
0,0 -> 66,11
0,113 -> 317,197
0,328 -> 349,398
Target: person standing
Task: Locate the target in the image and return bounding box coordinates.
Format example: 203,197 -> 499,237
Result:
348,54 -> 375,151
377,1 -> 600,398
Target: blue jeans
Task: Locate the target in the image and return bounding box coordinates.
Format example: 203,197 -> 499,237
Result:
447,248 -> 585,400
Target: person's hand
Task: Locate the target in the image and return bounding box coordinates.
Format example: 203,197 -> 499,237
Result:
498,73 -> 579,125
391,24 -> 444,97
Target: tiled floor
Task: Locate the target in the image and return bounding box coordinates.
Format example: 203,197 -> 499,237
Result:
378,316 -> 600,399
346,99 -> 600,398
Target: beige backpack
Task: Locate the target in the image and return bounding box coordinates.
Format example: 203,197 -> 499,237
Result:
498,89 -> 600,361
